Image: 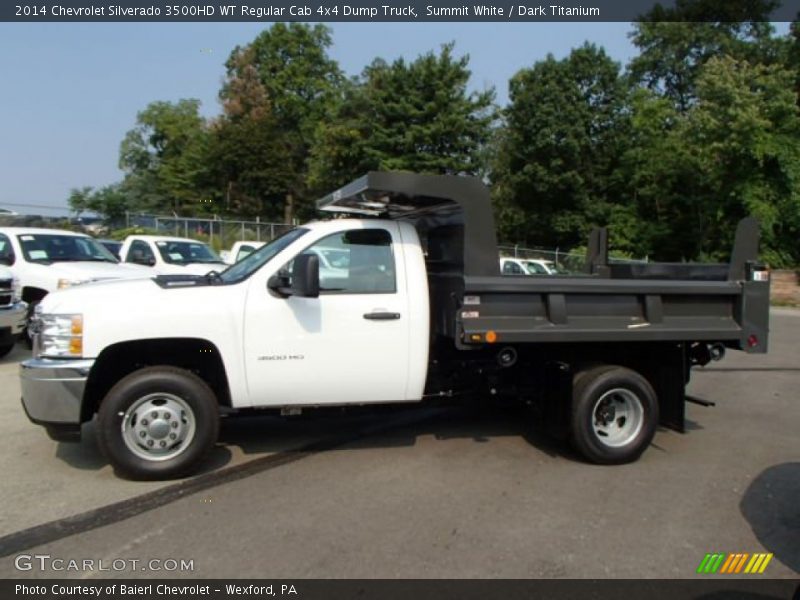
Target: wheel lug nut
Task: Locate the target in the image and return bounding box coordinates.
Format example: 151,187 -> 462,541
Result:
163,412 -> 170,419
169,433 -> 177,440
141,419 -> 148,426
147,440 -> 154,447
139,431 -> 146,438
151,412 -> 158,419
171,421 -> 178,428
160,441 -> 166,448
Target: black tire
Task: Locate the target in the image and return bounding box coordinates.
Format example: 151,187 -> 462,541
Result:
0,342 -> 14,358
97,366 -> 219,480
570,365 -> 658,465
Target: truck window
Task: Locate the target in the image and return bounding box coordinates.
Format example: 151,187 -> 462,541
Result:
220,228 -> 308,285
17,233 -> 117,263
236,245 -> 255,262
154,240 -> 220,264
126,240 -> 155,264
502,261 -> 523,275
524,261 -> 548,274
293,229 -> 396,294
0,234 -> 14,266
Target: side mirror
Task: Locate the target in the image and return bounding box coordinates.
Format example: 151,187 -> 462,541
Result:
268,254 -> 320,298
291,253 -> 320,298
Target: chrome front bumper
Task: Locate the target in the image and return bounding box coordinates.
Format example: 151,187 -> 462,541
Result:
20,358 -> 94,441
0,301 -> 27,337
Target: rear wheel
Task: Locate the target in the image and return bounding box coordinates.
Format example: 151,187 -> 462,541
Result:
97,366 -> 219,480
570,365 -> 658,464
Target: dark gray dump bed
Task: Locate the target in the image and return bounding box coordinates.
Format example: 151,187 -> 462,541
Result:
318,172 -> 770,353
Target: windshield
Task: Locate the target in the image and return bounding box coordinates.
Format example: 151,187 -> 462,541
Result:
523,261 -> 550,275
18,233 -> 118,264
154,240 -> 222,265
220,228 -> 308,284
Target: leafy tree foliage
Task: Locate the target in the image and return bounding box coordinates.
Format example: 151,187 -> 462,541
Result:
308,43 -> 496,193
73,10 -> 800,267
118,99 -> 211,214
221,23 -> 343,221
629,0 -> 779,112
491,44 -> 631,250
67,185 -> 130,222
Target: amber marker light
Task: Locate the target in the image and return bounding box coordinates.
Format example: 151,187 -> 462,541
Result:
71,315 -> 83,335
485,331 -> 498,343
69,337 -> 83,355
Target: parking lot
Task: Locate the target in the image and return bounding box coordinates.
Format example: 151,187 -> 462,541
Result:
0,309 -> 797,579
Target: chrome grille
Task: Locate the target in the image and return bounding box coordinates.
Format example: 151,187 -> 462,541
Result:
0,278 -> 12,308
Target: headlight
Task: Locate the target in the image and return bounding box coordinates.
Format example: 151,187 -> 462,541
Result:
11,276 -> 21,303
39,313 -> 83,358
57,278 -> 88,290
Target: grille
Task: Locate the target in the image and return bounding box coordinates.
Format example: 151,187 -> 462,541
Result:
0,278 -> 12,307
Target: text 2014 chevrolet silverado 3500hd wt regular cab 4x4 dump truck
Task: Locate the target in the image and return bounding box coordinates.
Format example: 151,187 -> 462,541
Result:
20,173 -> 770,479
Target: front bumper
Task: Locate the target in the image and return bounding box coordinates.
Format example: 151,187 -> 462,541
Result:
20,357 -> 95,442
0,301 -> 27,340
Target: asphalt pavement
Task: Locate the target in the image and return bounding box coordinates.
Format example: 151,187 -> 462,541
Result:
0,309 -> 797,579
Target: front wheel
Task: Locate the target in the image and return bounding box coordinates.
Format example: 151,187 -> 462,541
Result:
97,366 -> 219,480
570,365 -> 658,465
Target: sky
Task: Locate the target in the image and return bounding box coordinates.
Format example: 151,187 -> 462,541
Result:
0,21 -> 787,215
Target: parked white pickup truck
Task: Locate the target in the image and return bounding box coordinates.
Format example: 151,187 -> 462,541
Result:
0,227 -> 150,336
500,257 -> 561,275
120,235 -> 227,275
224,241 -> 266,265
20,173 -> 770,480
0,266 -> 26,357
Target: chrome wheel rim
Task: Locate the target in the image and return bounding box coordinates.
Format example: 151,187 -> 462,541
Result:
121,393 -> 196,461
591,388 -> 644,448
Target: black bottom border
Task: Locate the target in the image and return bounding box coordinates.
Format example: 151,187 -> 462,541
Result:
3,579 -> 800,600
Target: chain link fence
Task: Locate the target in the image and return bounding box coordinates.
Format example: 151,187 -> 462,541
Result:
122,213 -> 294,251
1,208 -> 648,270
0,211 -> 294,254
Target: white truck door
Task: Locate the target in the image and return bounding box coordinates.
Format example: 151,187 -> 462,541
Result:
243,224 -> 412,406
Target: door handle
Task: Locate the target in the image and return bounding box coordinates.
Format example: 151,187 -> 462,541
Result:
363,312 -> 401,320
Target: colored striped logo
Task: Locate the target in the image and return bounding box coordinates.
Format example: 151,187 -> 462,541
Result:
696,553 -> 773,574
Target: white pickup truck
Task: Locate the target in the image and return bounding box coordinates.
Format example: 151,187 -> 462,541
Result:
20,173 -> 771,480
119,235 -> 227,275
0,227 -> 150,337
223,241 -> 266,265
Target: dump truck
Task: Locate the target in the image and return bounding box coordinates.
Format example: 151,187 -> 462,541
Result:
20,172 -> 770,479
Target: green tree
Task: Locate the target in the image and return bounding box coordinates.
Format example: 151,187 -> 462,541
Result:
221,23 -> 342,221
205,46 -> 287,220
119,99 -> 211,214
629,0 -> 779,112
492,44 -> 631,250
789,19 -> 800,106
309,43 -> 496,193
686,55 -> 800,264
67,184 -> 131,222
